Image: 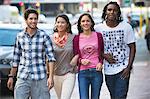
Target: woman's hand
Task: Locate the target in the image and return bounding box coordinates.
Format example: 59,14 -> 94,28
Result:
96,63 -> 103,71
81,59 -> 90,65
70,54 -> 79,66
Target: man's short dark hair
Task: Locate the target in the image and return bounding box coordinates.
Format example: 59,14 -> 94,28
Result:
24,9 -> 39,20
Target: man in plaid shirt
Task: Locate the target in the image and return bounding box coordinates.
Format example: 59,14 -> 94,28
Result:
7,9 -> 55,99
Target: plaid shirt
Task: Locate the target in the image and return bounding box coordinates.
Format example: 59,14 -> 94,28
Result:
13,29 -> 55,80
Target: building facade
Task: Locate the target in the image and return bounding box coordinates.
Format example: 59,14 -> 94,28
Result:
8,0 -> 109,16
2,0 -> 149,16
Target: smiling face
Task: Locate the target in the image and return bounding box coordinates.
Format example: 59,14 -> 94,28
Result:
80,15 -> 92,32
25,13 -> 38,30
106,4 -> 119,21
55,17 -> 68,32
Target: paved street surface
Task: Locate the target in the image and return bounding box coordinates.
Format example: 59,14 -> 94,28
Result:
1,36 -> 150,99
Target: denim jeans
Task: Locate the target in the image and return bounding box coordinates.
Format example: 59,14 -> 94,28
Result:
145,33 -> 150,51
105,71 -> 130,99
14,77 -> 50,99
78,68 -> 103,99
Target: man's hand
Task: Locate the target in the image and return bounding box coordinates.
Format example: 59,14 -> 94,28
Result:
7,67 -> 17,90
121,67 -> 131,79
103,53 -> 116,64
47,62 -> 54,90
47,77 -> 54,90
7,78 -> 14,90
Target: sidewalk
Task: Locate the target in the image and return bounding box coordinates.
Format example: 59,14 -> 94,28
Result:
127,38 -> 150,99
50,37 -> 150,99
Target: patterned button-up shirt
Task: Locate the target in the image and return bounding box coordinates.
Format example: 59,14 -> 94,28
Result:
12,29 -> 55,80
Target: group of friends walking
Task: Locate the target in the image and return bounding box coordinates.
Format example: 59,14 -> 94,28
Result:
7,1 -> 136,99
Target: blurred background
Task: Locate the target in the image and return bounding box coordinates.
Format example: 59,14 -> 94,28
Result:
0,0 -> 150,99
0,0 -> 150,25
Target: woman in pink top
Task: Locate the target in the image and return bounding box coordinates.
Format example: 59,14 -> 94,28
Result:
73,13 -> 104,99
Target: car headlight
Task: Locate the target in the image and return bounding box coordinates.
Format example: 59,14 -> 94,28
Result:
0,59 -> 12,65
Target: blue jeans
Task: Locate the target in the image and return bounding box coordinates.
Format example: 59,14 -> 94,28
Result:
14,77 -> 50,99
105,71 -> 130,99
78,68 -> 103,99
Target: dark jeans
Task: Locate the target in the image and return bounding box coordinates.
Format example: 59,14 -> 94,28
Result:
105,71 -> 130,99
78,68 -> 103,99
145,33 -> 150,51
146,38 -> 150,51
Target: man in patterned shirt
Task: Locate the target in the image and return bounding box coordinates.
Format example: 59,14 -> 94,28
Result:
7,9 -> 55,99
95,2 -> 136,99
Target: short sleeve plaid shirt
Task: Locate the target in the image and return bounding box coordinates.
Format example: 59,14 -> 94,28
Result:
12,29 -> 55,80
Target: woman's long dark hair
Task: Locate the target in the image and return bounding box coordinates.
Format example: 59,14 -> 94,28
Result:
101,1 -> 123,23
77,13 -> 95,33
53,14 -> 72,34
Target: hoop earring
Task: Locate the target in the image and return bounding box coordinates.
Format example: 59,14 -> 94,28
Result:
54,26 -> 57,32
67,28 -> 70,33
118,16 -> 122,21
105,15 -> 108,20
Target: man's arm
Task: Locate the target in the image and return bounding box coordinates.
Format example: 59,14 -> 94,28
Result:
7,36 -> 21,90
44,34 -> 56,90
47,62 -> 54,90
9,67 -> 17,76
121,42 -> 136,78
127,42 -> 136,70
7,67 -> 17,90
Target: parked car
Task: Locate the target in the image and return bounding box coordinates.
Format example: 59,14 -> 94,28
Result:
0,23 -> 53,96
130,13 -> 145,27
0,25 -> 20,96
0,5 -> 20,23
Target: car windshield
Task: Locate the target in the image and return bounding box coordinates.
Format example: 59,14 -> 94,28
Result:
131,15 -> 139,19
0,29 -> 21,46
